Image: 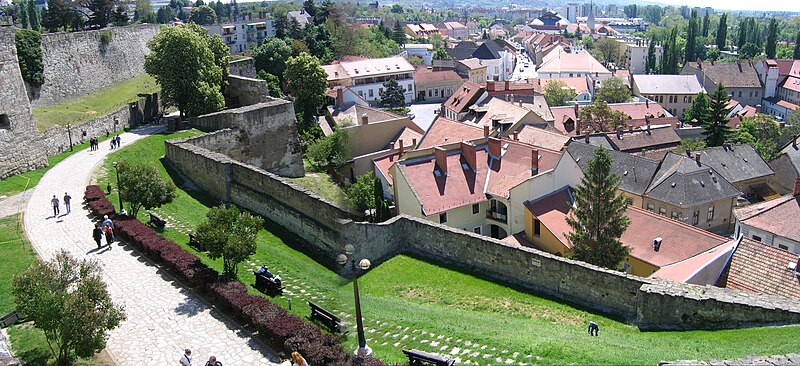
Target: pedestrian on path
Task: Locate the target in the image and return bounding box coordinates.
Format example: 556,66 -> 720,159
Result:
116,135 -> 121,147
291,352 -> 309,366
93,224 -> 103,248
51,195 -> 60,217
110,139 -> 115,150
63,192 -> 71,214
104,225 -> 114,246
205,355 -> 221,366
179,349 -> 192,366
102,215 -> 114,229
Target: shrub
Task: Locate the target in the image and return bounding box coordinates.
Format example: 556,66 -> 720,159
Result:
100,31 -> 112,45
14,29 -> 44,87
84,185 -> 106,202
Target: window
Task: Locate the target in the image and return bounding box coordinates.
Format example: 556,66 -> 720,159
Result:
358,90 -> 364,97
569,73 -> 574,77
407,84 -> 412,92
692,210 -> 699,225
473,227 -> 482,234
623,261 -> 632,273
533,219 -> 541,236
435,89 -> 439,97
671,211 -> 680,219
688,96 -> 692,103
428,90 -> 432,97
707,206 -> 715,221
659,207 -> 667,216
0,114 -> 9,129
683,96 -> 688,103
749,91 -> 753,98
379,88 -> 384,94
779,244 -> 789,250
647,203 -> 655,211
756,90 -> 759,97
368,89 -> 374,97
752,235 -> 762,242
439,212 -> 447,223
625,197 -> 633,205
738,91 -> 742,98
472,203 -> 480,214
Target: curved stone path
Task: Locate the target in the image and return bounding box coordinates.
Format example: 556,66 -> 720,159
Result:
23,126 -> 277,366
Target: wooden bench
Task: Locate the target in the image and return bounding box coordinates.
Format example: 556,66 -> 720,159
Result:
148,212 -> 166,229
402,349 -> 455,366
308,301 -> 346,334
0,310 -> 22,329
253,271 -> 284,295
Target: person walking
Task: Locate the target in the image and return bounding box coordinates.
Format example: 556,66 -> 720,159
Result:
102,215 -> 114,229
51,195 -> 60,217
104,225 -> 114,247
110,139 -> 115,150
291,352 -> 308,366
92,224 -> 103,248
115,135 -> 121,147
63,192 -> 72,214
179,349 -> 192,366
204,356 -> 222,366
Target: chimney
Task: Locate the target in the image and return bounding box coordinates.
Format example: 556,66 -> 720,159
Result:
461,141 -> 477,170
513,131 -> 519,141
336,88 -> 344,106
390,141 -> 396,150
434,147 -> 448,176
628,125 -> 633,132
488,137 -> 502,157
510,94 -> 515,103
695,152 -> 701,164
645,99 -> 649,107
573,103 -> 579,117
646,123 -> 651,135
483,125 -> 490,137
576,118 -> 582,135
531,149 -> 539,176
399,139 -> 405,155
794,178 -> 800,197
518,100 -> 523,107
616,126 -> 623,139
653,237 -> 663,252
584,130 -> 590,143
756,105 -> 762,114
794,136 -> 798,150
361,115 -> 369,125
686,148 -> 692,157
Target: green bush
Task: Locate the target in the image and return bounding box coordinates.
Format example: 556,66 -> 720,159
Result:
100,31 -> 112,45
14,29 -> 44,87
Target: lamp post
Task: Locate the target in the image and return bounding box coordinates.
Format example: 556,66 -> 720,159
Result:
66,123 -> 73,152
337,245 -> 372,357
112,161 -> 124,212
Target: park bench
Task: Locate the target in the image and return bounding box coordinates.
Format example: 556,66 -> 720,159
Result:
308,301 -> 346,334
253,271 -> 284,295
148,212 -> 166,229
402,349 -> 455,366
0,310 -> 22,329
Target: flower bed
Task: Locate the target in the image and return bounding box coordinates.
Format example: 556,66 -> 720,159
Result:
84,185 -> 381,366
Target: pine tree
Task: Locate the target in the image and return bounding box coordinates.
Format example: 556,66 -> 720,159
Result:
19,0 -> 29,28
794,31 -> 800,60
566,146 -> 631,270
765,18 -> 778,59
716,13 -> 727,50
392,20 -> 405,46
685,10 -> 697,63
736,17 -> 748,49
645,38 -> 656,74
701,84 -> 733,147
701,13 -> 710,37
684,91 -> 709,124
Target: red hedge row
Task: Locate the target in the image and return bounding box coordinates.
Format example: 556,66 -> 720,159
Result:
84,185 -> 383,366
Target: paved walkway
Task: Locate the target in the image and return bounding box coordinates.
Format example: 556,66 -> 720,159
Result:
0,190 -> 31,218
23,126 -> 277,366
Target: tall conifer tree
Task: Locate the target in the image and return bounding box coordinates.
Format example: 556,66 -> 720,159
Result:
716,13 -> 728,50
701,84 -> 733,147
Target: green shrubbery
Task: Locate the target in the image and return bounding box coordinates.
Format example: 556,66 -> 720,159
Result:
14,29 -> 44,87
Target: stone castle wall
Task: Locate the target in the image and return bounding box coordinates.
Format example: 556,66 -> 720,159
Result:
0,26 -> 47,179
29,24 -> 159,107
226,75 -> 271,106
229,58 -> 257,78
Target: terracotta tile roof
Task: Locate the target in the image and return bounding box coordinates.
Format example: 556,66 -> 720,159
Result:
651,240 -> 737,283
485,140 -> 561,198
469,97 -> 534,128
719,238 -> 800,299
511,124 -> 570,151
763,59 -> 800,77
442,81 -> 486,114
373,152 -> 401,186
524,186 -> 574,248
736,194 -> 800,242
607,102 -> 671,119
550,103 -> 672,136
414,66 -> 464,86
417,117 -> 485,149
780,76 -> 800,93
457,58 -> 485,70
538,53 -> 611,75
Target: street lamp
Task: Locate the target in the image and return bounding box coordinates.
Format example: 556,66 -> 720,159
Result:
112,161 -> 124,212
337,245 -> 372,357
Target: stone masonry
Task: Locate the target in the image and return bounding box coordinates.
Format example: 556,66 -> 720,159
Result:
0,26 -> 47,179
28,24 -> 159,107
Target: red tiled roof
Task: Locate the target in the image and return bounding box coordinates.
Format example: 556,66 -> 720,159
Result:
780,76 -> 800,93
443,81 -> 485,114
550,103 -> 674,136
720,238 -> 800,299
486,140 -> 561,198
736,194 -> 800,242
651,240 -> 737,283
414,67 -> 464,85
373,152 -> 401,186
511,124 -> 570,151
417,117 -> 485,149
524,187 -> 574,248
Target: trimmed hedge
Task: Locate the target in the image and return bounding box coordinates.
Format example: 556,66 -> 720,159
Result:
83,185 -> 382,366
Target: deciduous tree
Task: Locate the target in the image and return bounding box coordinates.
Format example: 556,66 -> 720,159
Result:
379,79 -> 406,108
578,100 -> 627,132
195,205 -> 264,279
284,52 -> 328,132
594,37 -> 619,67
12,250 -> 125,366
188,5 -> 216,25
14,29 -> 44,87
252,37 -> 291,78
117,160 -> 177,218
593,77 -> 631,104
566,147 -> 631,270
701,83 -> 733,147
306,127 -> 350,171
543,80 -> 577,107
256,70 -> 282,97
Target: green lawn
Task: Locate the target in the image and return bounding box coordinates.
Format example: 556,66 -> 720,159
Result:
33,75 -> 159,131
0,216 -> 38,315
0,134 -> 118,198
94,132 -> 800,365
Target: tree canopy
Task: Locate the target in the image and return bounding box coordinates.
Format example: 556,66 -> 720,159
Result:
566,147 -> 631,270
284,52 -> 328,132
188,5 -> 216,25
306,126 -> 350,171
684,91 -> 708,124
195,205 -> 264,278
700,83 -> 733,147
379,79 -> 406,108
594,77 -> 631,104
117,160 -> 177,218
578,100 -> 627,133
543,80 -> 577,107
252,37 -> 292,79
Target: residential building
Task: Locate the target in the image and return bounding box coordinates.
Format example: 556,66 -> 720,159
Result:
522,187 -> 737,281
565,3 -> 579,23
578,125 -> 682,155
681,60 -> 763,107
403,44 -> 434,65
455,58 -> 488,83
414,66 -> 464,102
537,52 -> 611,81
441,82 -> 488,120
688,144 -> 775,196
734,184 -> 800,254
441,21 -> 468,40
754,59 -> 800,98
610,36 -> 663,75
762,97 -> 799,121
205,19 -> 275,53
288,9 -> 313,26
507,124 -> 571,151
632,74 -> 705,120
717,238 -> 800,300
769,136 -> 800,195
322,56 -> 416,104
778,74 -> 800,107
447,41 -> 515,81
487,77 -> 592,103
550,101 -> 674,136
466,19 -> 481,36
405,23 -> 440,38
530,11 -> 570,33
463,97 -> 548,133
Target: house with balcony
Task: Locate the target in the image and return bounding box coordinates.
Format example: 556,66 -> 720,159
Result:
322,56 -> 416,104
204,19 -> 275,53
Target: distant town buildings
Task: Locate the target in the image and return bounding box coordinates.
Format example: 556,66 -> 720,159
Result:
323,56 -> 416,104
205,19 -> 274,53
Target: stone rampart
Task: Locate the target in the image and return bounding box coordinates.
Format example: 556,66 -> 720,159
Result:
38,93 -> 158,156
226,75 -> 271,106
29,24 -> 159,107
229,57 -> 257,78
0,26 -> 47,179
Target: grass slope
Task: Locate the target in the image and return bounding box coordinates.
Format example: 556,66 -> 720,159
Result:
95,132 -> 800,365
33,75 -> 159,131
0,215 -> 38,314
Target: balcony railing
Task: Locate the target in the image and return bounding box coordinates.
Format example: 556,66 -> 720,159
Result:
486,210 -> 507,223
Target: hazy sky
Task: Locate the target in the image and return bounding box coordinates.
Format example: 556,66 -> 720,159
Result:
653,0 -> 800,12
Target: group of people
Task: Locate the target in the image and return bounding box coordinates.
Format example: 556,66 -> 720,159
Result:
179,349 -> 310,366
109,135 -> 122,149
89,137 -> 101,151
93,215 -> 115,249
50,192 -> 72,217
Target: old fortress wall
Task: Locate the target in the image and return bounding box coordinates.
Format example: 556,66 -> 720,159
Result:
165,120 -> 800,330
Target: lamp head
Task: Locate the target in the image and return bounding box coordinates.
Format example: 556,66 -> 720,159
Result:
344,244 -> 355,255
359,259 -> 371,271
336,254 -> 348,266
112,161 -> 118,168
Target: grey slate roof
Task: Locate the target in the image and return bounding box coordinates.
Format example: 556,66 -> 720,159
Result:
446,41 -> 479,60
681,60 -> 762,89
776,136 -> 800,174
566,142 -> 660,196
472,41 -> 503,60
645,153 -> 741,208
692,144 -> 774,185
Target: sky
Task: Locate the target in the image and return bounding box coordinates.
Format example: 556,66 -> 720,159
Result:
652,0 -> 800,12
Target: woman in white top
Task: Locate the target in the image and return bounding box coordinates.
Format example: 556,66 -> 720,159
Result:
291,351 -> 309,366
